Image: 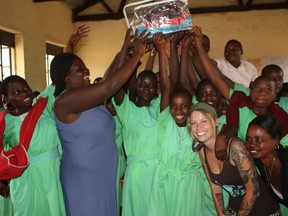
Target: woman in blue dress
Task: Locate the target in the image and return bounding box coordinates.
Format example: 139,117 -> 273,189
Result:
51,30 -> 150,216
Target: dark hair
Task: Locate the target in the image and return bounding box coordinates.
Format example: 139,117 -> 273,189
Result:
248,115 -> 281,139
225,39 -> 243,53
278,82 -> 288,97
170,88 -> 192,102
195,78 -> 218,98
261,64 -> 283,76
50,53 -> 80,97
137,70 -> 157,80
250,75 -> 275,89
0,75 -> 27,96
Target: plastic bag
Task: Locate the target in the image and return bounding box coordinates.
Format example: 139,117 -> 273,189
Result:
123,0 -> 192,38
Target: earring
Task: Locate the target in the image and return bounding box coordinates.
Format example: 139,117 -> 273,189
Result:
275,144 -> 279,150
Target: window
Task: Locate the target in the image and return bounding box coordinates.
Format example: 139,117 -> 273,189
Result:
0,29 -> 15,81
46,43 -> 63,85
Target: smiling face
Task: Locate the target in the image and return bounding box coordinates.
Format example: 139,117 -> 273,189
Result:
196,81 -> 221,112
5,78 -> 33,114
250,77 -> 276,108
189,110 -> 217,144
170,92 -> 191,127
65,58 -> 90,89
246,124 -> 278,160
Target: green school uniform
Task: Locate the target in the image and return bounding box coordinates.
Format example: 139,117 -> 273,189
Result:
148,107 -> 217,216
114,115 -> 126,215
2,86 -> 65,216
113,94 -> 160,216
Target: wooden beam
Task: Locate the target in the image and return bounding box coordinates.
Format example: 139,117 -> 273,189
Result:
246,0 -> 254,5
73,0 -> 99,15
238,0 -> 244,5
99,0 -> 113,13
118,0 -> 127,13
74,13 -> 124,21
73,2 -> 288,22
189,3 -> 288,14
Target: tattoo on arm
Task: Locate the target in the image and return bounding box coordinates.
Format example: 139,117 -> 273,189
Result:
230,139 -> 259,215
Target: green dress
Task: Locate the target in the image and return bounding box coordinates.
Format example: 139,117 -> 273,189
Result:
113,94 -> 160,216
2,85 -> 65,216
114,115 -> 126,215
148,108 -> 216,216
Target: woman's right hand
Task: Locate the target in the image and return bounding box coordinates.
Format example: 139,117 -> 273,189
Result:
133,29 -> 151,57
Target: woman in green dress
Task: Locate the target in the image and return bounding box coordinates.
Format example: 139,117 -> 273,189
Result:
0,75 -> 65,216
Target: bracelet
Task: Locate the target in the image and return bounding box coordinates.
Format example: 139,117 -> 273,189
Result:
151,48 -> 156,56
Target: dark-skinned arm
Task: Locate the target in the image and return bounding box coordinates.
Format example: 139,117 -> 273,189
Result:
153,33 -> 170,112
180,33 -> 195,95
64,23 -> 89,53
54,30 -> 150,123
168,32 -> 184,92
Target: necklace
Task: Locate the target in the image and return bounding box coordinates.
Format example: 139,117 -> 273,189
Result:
263,152 -> 276,182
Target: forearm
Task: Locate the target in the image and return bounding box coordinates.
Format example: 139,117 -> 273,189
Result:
237,191 -> 257,216
180,46 -> 193,93
169,43 -> 180,91
196,46 -> 230,100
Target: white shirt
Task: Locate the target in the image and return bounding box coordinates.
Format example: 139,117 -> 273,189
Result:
215,58 -> 258,88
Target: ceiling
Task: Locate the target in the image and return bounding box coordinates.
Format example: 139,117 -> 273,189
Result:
32,0 -> 288,22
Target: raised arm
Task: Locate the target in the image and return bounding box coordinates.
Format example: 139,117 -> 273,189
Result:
145,44 -> 157,71
153,33 -> 169,111
64,23 -> 89,53
180,33 -> 197,94
168,32 -> 184,91
192,26 -> 231,101
55,30 -> 150,122
230,138 -> 260,215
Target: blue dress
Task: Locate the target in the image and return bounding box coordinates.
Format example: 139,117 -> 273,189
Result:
55,105 -> 118,216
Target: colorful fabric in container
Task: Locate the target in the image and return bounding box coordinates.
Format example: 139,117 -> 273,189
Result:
125,0 -> 192,38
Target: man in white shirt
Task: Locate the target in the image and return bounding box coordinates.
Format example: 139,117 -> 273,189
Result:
215,39 -> 258,88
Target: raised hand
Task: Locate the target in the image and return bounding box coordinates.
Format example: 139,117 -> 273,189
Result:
64,23 -> 89,53
133,29 -> 151,57
152,33 -> 166,52
190,26 -> 203,50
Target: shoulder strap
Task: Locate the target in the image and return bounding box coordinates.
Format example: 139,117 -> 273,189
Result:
20,97 -> 48,150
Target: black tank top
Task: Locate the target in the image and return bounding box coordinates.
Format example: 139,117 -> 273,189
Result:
204,139 -> 279,215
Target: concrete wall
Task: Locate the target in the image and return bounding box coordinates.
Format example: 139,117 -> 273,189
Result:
0,0 -> 73,91
76,9 -> 288,81
1,0 -> 288,91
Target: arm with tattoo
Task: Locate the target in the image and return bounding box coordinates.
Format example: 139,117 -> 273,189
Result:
230,138 -> 260,216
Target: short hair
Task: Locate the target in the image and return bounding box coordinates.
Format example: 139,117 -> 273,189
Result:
1,75 -> 27,96
225,39 -> 243,53
278,82 -> 288,97
261,64 -> 283,76
137,70 -> 156,80
169,88 -> 192,102
195,78 -> 218,98
50,53 -> 80,96
248,114 -> 281,139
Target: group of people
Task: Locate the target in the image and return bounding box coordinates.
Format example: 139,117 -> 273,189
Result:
0,23 -> 287,216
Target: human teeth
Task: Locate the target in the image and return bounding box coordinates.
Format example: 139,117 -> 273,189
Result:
24,98 -> 30,102
175,116 -> 184,120
197,132 -> 205,136
84,76 -> 90,80
251,150 -> 257,154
